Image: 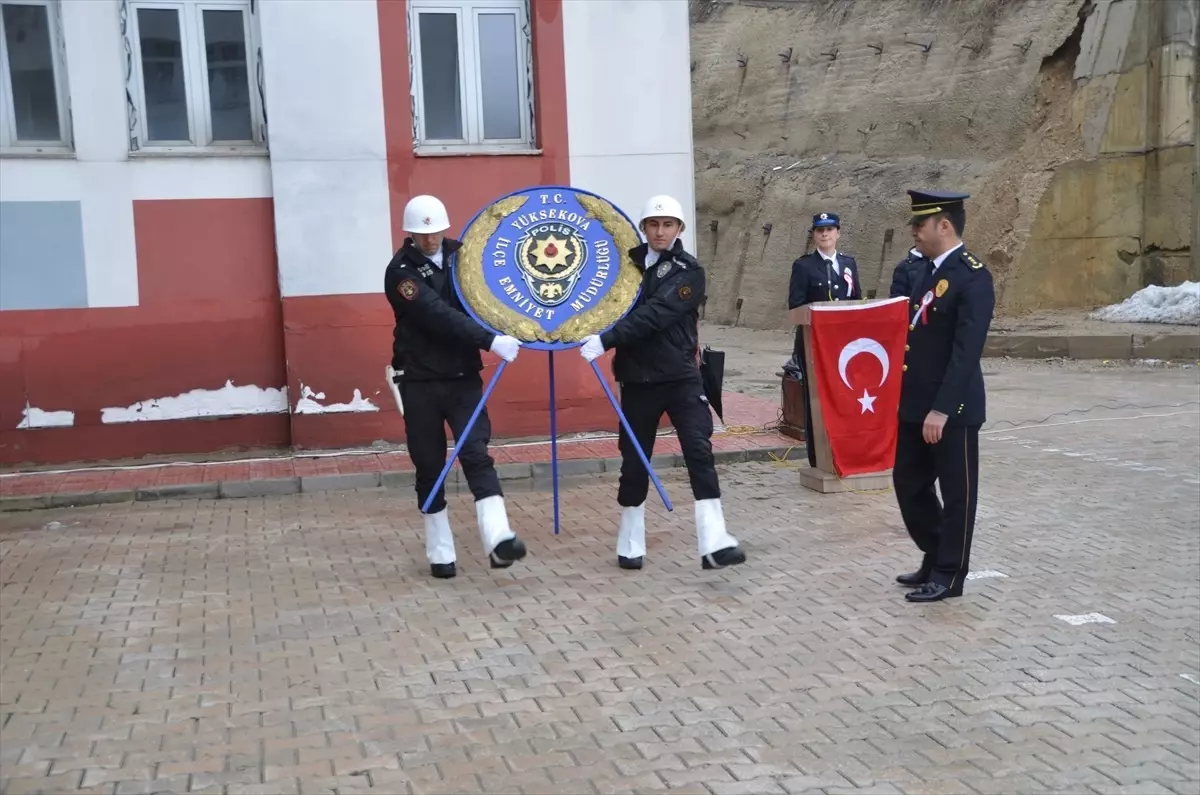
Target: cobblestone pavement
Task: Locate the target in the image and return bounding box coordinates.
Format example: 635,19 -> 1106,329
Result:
2,366 -> 1199,795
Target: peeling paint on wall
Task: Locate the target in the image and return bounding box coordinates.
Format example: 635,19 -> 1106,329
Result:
100,381 -> 289,424
294,384 -> 379,414
16,403 -> 75,429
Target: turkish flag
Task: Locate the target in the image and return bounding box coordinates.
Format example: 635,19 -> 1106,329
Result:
808,297 -> 909,476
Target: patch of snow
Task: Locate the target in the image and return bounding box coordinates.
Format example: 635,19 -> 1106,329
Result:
1088,281 -> 1200,325
101,381 -> 288,423
1054,612 -> 1115,626
294,383 -> 379,414
16,403 -> 74,429
966,570 -> 1008,581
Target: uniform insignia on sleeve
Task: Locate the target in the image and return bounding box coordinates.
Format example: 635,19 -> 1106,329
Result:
964,251 -> 985,270
678,284 -> 693,301
398,279 -> 418,300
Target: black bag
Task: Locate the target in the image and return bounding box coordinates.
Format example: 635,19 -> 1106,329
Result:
699,345 -> 725,421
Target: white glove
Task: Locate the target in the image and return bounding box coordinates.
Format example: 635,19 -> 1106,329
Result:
489,335 -> 521,362
580,335 -> 605,362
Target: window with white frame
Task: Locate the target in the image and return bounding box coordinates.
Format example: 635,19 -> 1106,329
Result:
122,0 -> 265,152
409,0 -> 535,153
0,0 -> 71,153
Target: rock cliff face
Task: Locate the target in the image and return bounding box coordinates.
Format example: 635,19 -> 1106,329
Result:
689,0 -> 1197,326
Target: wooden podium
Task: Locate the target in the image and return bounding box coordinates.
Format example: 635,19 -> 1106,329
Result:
789,300 -> 895,494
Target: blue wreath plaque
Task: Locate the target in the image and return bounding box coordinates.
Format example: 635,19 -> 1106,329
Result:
452,186 -> 644,351
422,186 -> 673,528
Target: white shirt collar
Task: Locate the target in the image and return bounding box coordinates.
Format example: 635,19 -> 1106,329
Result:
931,242 -> 963,272
427,249 -> 444,269
645,248 -> 662,269
817,249 -> 840,273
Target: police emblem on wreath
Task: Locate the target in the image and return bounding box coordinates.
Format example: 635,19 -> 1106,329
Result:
453,186 -> 643,351
516,222 -> 587,306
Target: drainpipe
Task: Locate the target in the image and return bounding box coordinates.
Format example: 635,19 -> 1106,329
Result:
1193,0 -> 1199,280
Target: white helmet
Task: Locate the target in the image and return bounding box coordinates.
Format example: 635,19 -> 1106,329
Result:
640,194 -> 686,225
402,194 -> 450,234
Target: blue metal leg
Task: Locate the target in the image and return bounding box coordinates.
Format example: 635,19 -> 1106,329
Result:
420,360 -> 509,514
587,360 -> 673,511
548,351 -> 560,535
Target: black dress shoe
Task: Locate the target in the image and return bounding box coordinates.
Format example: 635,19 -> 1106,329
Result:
905,581 -> 963,602
431,562 -> 457,579
896,567 -> 931,587
701,546 -> 746,570
618,555 -> 643,570
490,536 -> 527,567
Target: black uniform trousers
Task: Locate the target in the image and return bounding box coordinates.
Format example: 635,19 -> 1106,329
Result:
399,374 -> 502,515
617,377 -> 720,506
893,420 -> 981,590
792,327 -> 818,468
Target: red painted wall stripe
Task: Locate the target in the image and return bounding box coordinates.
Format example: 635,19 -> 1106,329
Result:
1,198 -> 286,466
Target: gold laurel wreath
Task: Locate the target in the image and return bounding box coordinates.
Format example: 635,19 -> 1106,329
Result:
458,195 -> 544,341
456,192 -> 643,343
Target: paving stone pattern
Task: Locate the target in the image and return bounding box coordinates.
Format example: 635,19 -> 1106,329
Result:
1,409 -> 1198,794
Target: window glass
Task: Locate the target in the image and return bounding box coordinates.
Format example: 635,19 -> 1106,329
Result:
137,7 -> 191,142
202,9 -> 252,142
476,12 -> 520,140
1,3 -> 60,141
418,12 -> 463,141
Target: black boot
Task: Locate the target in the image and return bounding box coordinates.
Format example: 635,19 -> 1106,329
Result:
701,546 -> 746,570
896,557 -> 932,586
905,581 -> 963,602
490,536 -> 527,567
618,555 -> 644,570
430,562 -> 457,579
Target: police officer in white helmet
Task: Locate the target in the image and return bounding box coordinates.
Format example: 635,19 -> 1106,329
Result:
384,194 -> 528,579
579,195 -> 746,571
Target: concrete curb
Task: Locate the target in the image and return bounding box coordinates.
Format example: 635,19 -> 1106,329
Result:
0,444 -> 808,513
985,333 -> 1199,360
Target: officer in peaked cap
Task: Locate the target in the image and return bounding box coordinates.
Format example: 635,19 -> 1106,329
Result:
787,211 -> 863,467
892,189 -> 995,603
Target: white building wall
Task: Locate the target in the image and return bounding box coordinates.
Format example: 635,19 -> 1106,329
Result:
257,0 -> 393,299
0,0 -> 271,309
561,0 -> 696,251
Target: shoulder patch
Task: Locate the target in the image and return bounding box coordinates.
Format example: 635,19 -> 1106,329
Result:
678,284 -> 693,301
964,250 -> 986,270
398,279 -> 418,300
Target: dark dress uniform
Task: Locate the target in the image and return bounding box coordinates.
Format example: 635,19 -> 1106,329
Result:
787,213 -> 862,467
892,190 -> 995,602
383,236 -> 525,577
889,248 -> 929,299
597,238 -> 745,570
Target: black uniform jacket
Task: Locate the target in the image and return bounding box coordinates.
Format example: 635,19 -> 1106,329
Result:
788,250 -> 862,309
599,239 -> 705,385
889,248 -> 930,299
898,245 -> 995,426
383,237 -> 496,381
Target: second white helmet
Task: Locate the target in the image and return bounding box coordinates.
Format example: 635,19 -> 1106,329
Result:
403,194 -> 450,234
640,194 -> 686,225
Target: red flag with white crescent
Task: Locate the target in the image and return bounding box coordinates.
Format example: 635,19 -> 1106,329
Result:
808,297 -> 909,476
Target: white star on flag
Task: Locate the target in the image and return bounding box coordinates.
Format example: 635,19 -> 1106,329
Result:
857,389 -> 877,413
